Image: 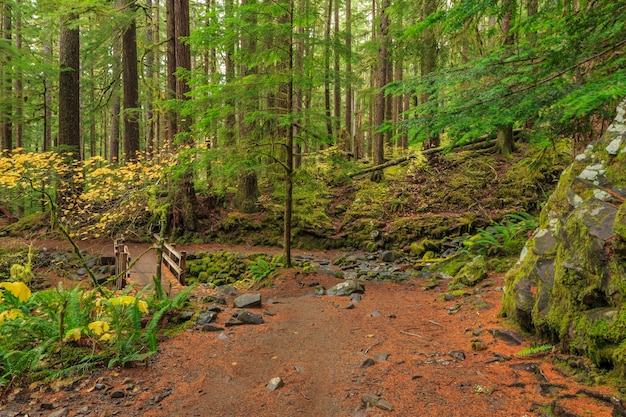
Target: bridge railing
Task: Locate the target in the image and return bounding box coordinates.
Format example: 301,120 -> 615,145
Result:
114,238 -> 130,290
154,234 -> 187,286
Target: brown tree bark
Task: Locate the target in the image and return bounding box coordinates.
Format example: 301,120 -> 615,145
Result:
109,38 -> 121,163
371,0 -> 390,182
166,0 -> 178,147
1,3 -> 12,153
496,0 -> 516,157
323,0 -> 333,142
345,0 -> 354,157
145,0 -> 155,158
43,41 -> 53,151
333,0 -> 341,135
420,0 -> 439,149
122,0 -> 140,163
171,0 -> 197,233
15,0 -> 22,149
58,13 -> 81,156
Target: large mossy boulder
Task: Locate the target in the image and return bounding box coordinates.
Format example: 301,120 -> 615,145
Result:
502,99 -> 626,373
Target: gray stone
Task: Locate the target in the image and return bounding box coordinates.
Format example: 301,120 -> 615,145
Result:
381,251 -> 396,262
374,351 -> 390,362
449,350 -> 466,361
196,311 -> 217,326
201,324 -> 224,332
350,293 -> 362,302
532,229 -> 557,256
76,268 -> 87,276
491,329 -> 524,346
110,390 -> 125,398
225,309 -> 264,326
360,358 -> 375,367
266,377 -> 284,392
606,138 -> 623,155
233,293 -> 262,308
361,393 -> 394,411
48,408 -> 69,417
327,280 -> 364,296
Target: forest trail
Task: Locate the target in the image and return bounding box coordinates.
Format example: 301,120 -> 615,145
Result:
125,243 -> 157,288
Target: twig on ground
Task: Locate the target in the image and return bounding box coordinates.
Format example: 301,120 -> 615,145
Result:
400,330 -> 424,339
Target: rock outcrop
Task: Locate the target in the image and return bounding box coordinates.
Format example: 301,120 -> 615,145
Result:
502,99 -> 626,372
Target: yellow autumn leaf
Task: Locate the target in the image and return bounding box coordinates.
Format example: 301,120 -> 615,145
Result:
0,281 -> 32,302
64,328 -> 82,342
99,333 -> 113,342
0,309 -> 24,323
108,295 -> 136,306
88,320 -> 110,336
137,300 -> 149,314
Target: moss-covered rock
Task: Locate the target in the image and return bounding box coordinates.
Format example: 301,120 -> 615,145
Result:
502,99 -> 626,373
453,255 -> 487,287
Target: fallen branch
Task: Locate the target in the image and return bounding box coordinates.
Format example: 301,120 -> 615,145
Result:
400,330 -> 425,339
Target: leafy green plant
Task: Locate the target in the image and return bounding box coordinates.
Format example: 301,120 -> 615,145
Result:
463,213 -> 537,257
239,256 -> 279,288
0,268 -> 192,387
517,344 -> 553,357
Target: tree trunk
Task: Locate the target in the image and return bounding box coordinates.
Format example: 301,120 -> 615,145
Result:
283,0 -> 295,267
224,0 -> 236,145
15,0 -> 22,149
57,12 -> 81,210
145,0 -> 155,158
333,0 -> 341,135
58,13 -> 80,156
420,0 -> 439,149
371,0 -> 390,182
345,0 -> 353,157
43,41 -> 52,151
497,0 -> 516,157
109,39 -> 121,163
323,0 -> 333,142
166,0 -> 177,147
1,3 -> 12,154
171,0 -> 197,234
123,0 -> 140,163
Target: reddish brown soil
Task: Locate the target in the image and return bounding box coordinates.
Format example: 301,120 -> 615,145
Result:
0,239 -> 622,417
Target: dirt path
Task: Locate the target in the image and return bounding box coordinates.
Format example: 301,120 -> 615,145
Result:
2,271 -> 621,416
0,239 -> 622,416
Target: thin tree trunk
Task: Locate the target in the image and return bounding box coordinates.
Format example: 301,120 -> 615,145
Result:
43,41 -> 52,151
145,0 -> 155,158
333,0 -> 341,136
323,0 -> 333,142
420,0 -> 439,149
496,0 -> 516,156
109,39 -> 121,163
345,0 -> 353,158
284,0 -> 295,267
372,0 -> 389,182
15,0 -> 22,149
1,3 -> 12,153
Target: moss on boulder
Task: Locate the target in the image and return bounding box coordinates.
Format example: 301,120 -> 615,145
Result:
502,99 -> 626,373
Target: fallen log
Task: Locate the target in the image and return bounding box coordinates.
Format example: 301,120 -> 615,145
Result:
0,206 -> 17,223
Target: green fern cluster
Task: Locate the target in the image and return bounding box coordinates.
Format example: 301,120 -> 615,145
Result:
0,276 -> 192,387
464,213 -> 537,257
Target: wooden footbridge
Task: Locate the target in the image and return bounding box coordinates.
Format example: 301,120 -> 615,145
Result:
112,237 -> 187,296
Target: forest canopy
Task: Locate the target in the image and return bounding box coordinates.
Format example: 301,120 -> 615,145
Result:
0,0 -> 624,255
